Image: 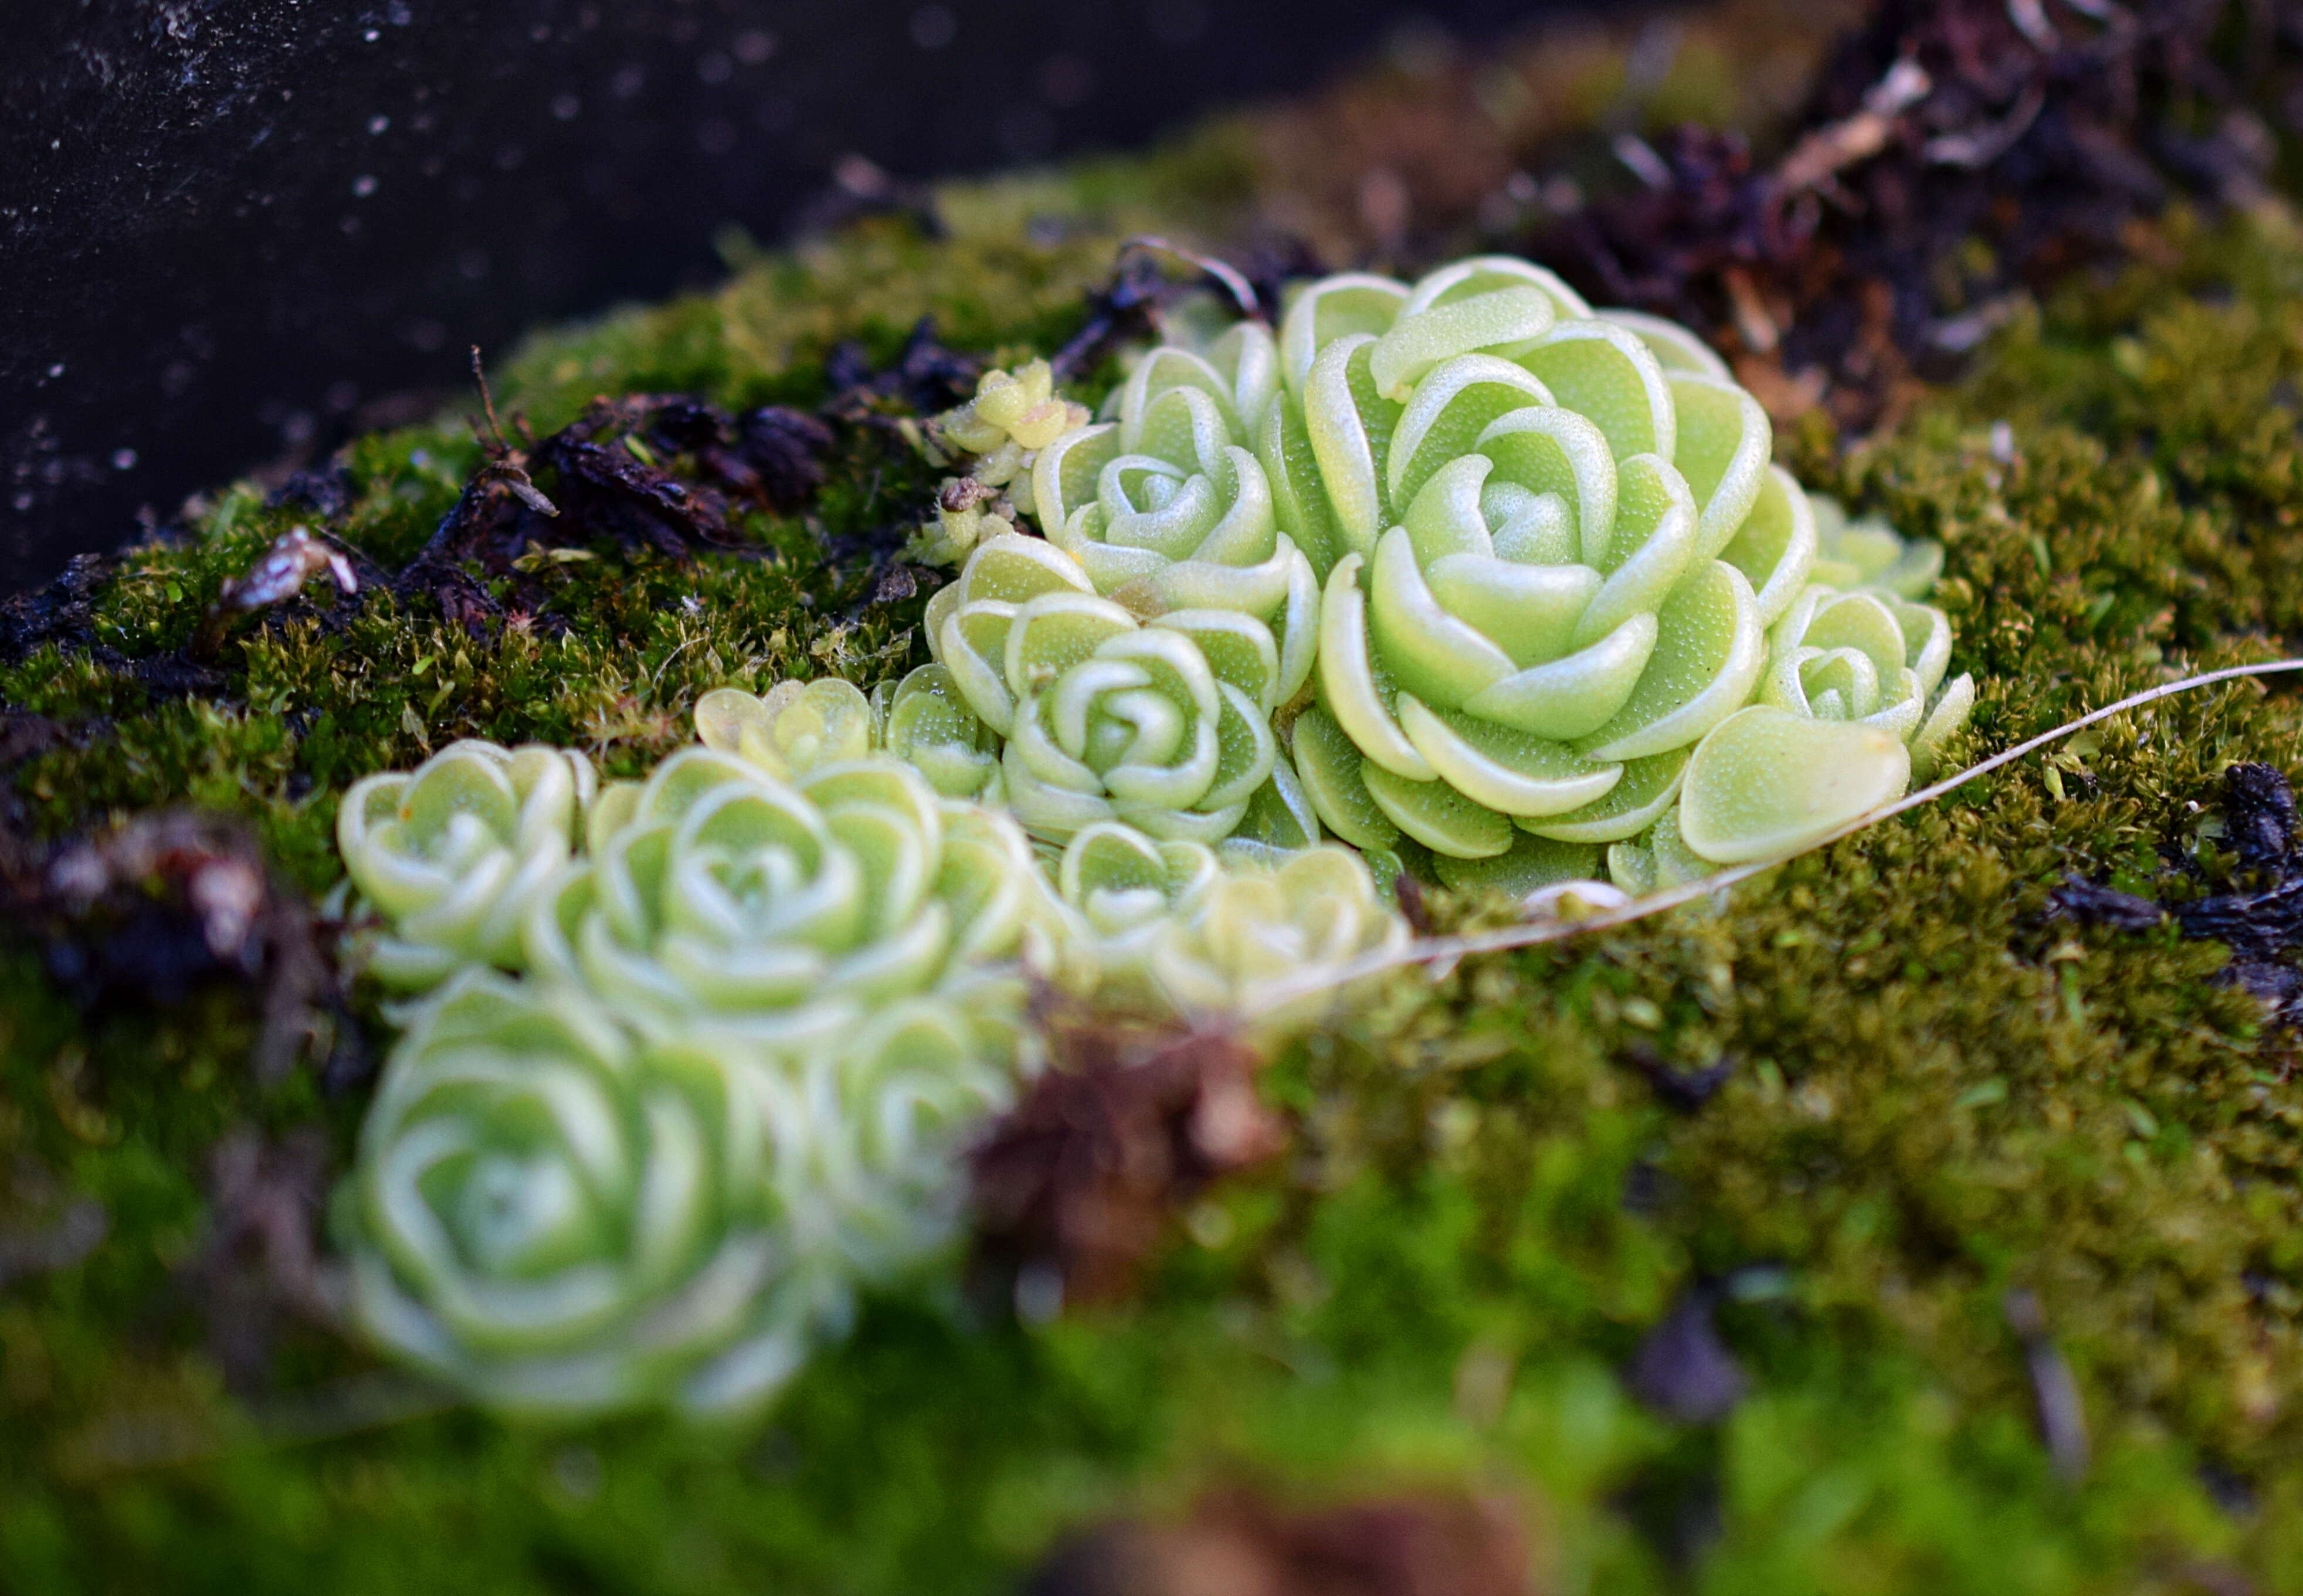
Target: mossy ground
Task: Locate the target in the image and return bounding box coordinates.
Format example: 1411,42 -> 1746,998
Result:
11,58 -> 2303,1595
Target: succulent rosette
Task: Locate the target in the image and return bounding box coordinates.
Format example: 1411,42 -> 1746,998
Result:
340,972 -> 841,1418
1146,843 -> 1409,1035
1039,819 -> 1224,986
694,678 -> 877,779
527,745 -> 1040,1041
1258,256 -> 1817,865
1029,321 -> 1317,706
337,740 -> 596,989
873,664 -> 1005,802
924,533 -> 1287,845
781,973 -> 1036,1279
1810,494 -> 1945,597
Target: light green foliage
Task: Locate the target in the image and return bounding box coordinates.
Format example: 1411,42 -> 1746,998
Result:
524,747 -> 1042,1038
341,712 -> 1053,1414
1039,819 -> 1399,1027
1032,322 -> 1319,699
925,534 -> 1287,843
336,741 -> 598,988
1142,840 -> 1406,1036
13,131 -> 2303,1594
341,972 -> 837,1419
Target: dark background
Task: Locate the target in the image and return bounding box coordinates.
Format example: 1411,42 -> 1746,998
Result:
0,0 -> 1600,596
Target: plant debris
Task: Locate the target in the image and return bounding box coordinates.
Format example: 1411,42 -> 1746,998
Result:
194,527 -> 358,657
971,1015 -> 1285,1313
1626,1282 -> 1748,1425
6,810 -> 342,1084
2006,1287 -> 2091,1482
2051,762 -> 2303,1020
181,1126 -> 343,1393
1622,1043 -> 1737,1113
1024,1487 -> 1534,1596
821,315 -> 980,423
1535,0 -> 2292,429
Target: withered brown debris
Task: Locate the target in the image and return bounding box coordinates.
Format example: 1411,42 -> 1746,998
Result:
1537,0 -> 2294,431
971,1016 -> 1285,1312
2052,762 -> 2303,1021
6,809 -> 344,1084
182,1127 -> 344,1393
394,387 -> 835,634
1025,1488 -> 1535,1596
820,315 -> 980,422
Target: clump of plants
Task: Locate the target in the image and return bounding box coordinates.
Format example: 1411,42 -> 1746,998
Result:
331,252 -> 1978,1415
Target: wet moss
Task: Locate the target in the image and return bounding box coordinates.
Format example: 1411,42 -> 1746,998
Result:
11,102 -> 2303,1596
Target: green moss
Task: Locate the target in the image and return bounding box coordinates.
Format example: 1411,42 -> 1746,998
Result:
15,105 -> 2303,1595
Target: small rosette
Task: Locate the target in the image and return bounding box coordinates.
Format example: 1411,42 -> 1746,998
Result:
1617,527 -> 1974,878
340,972 -> 840,1418
925,534 -> 1286,845
1030,321 -> 1315,705
527,746 -> 1039,1040
1146,843 -> 1409,1035
337,739 -> 596,989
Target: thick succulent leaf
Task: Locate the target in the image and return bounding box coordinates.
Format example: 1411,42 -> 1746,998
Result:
1384,355 -> 1553,511
1317,554 -> 1436,780
1396,693 -> 1623,818
1595,308 -> 1731,378
1717,467 -> 1819,626
1517,322 -> 1675,461
1279,272 -> 1409,392
1368,285 -> 1556,399
1433,830 -> 1605,894
1358,760 -> 1514,858
1667,372 -> 1771,561
1291,703 -> 1402,850
1676,705 -> 1912,864
1519,748 -> 1690,843
1578,560 -> 1764,762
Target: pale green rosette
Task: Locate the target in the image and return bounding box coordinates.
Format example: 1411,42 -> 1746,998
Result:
337,740 -> 596,989
1029,321 -> 1317,707
341,971 -> 841,1418
1809,495 -> 1945,597
924,533 -> 1285,845
778,970 -> 1036,1281
527,746 -> 1040,1043
1145,843 -> 1408,1036
694,671 -> 1006,803
1612,529 -> 1974,880
874,665 -> 1005,802
1266,256 -> 1816,865
1039,819 -> 1224,992
694,678 -> 877,779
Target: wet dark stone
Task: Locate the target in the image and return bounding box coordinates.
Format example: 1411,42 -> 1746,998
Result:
1,0 -> 1591,597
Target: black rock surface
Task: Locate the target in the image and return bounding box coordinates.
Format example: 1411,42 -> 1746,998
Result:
1,0 -> 1582,596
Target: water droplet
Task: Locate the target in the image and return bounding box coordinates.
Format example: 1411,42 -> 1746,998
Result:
368,114 -> 390,134
696,51 -> 732,85
363,28 -> 380,42
46,362 -> 65,379
352,174 -> 379,198
734,29 -> 775,64
111,449 -> 138,471
551,92 -> 580,120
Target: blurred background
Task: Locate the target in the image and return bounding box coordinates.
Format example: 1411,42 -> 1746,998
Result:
0,0 -> 1628,596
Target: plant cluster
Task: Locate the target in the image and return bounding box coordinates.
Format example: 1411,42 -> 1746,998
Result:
335,675 -> 1400,1413
924,254 -> 1975,901
325,253 -> 1981,1418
